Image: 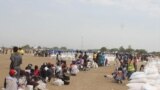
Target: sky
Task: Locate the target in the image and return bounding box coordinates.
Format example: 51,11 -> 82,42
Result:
0,0 -> 160,51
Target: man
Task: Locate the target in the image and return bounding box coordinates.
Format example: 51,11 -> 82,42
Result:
83,52 -> 88,69
93,52 -> 97,63
4,69 -> 18,90
10,46 -> 22,79
75,50 -> 79,60
56,51 -> 62,62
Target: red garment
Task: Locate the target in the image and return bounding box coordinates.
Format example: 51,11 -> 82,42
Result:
34,69 -> 40,77
9,69 -> 16,76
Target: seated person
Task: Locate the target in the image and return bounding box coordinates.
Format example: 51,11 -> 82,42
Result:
70,61 -> 79,76
55,63 -> 63,78
34,65 -> 40,77
62,69 -> 70,85
4,69 -> 18,90
112,67 -> 123,84
18,70 -> 27,90
140,65 -> 144,71
115,67 -> 123,84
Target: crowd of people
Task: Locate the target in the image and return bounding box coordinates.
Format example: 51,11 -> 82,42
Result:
3,47 -> 102,90
3,46 -> 151,90
0,47 -> 9,54
109,53 -> 145,84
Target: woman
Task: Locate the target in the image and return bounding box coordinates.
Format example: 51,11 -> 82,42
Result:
34,65 -> 40,77
127,59 -> 135,80
70,61 -> 79,76
133,56 -> 138,72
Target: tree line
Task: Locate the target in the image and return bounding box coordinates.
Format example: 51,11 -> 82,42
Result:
100,45 -> 160,56
1,44 -> 160,56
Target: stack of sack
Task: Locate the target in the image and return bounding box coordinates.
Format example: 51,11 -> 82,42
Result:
87,59 -> 98,69
53,78 -> 64,86
127,58 -> 160,90
35,80 -> 48,90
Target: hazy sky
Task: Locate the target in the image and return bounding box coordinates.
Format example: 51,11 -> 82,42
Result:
0,0 -> 160,51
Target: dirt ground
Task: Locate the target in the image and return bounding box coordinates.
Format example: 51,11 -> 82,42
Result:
0,54 -> 128,90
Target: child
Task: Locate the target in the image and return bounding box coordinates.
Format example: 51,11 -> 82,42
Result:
115,67 -> 123,84
25,64 -> 34,75
122,64 -> 127,80
34,65 -> 40,77
112,68 -> 118,80
18,70 -> 27,90
4,69 -> 18,90
140,65 -> 144,71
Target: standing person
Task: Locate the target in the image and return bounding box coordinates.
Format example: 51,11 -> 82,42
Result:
79,51 -> 83,59
83,52 -> 88,69
133,56 -> 138,72
96,52 -> 101,66
56,51 -> 62,62
104,54 -> 108,66
4,69 -> 18,90
93,52 -> 97,63
75,50 -> 79,60
127,59 -> 135,80
10,46 -> 22,79
98,52 -> 105,66
114,53 -> 120,69
18,48 -> 24,55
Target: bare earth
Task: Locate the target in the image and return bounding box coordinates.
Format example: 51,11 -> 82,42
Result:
0,54 -> 128,90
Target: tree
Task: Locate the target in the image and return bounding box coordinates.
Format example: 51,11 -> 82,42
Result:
151,52 -> 160,57
125,45 -> 134,53
22,44 -> 30,49
100,47 -> 107,52
119,46 -> 125,52
60,47 -> 67,51
135,49 -> 147,55
52,47 -> 59,50
37,46 -> 42,50
110,48 -> 119,53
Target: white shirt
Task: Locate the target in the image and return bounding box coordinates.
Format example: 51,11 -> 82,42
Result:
5,76 -> 18,90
